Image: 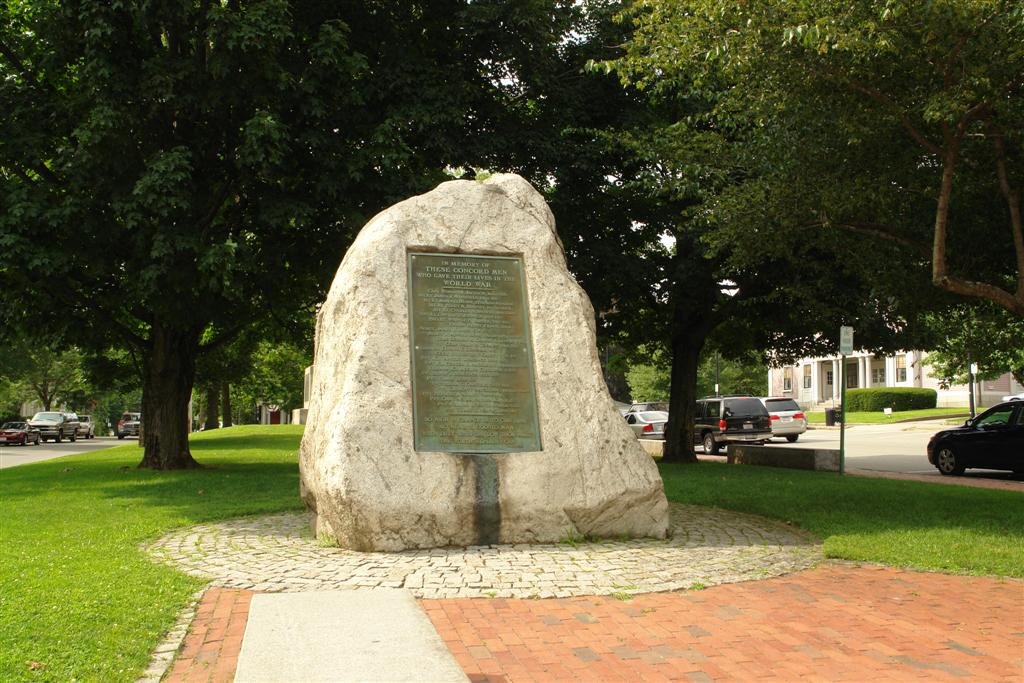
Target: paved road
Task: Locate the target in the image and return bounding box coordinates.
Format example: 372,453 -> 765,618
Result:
5,425 -> 1017,487
0,435 -> 124,469
778,420 -> 1024,485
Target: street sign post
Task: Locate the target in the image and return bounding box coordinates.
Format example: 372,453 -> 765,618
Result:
969,362 -> 979,417
838,326 -> 853,475
839,358 -> 846,475
839,326 -> 854,355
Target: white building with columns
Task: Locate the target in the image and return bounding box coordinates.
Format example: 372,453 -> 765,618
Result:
767,351 -> 1023,409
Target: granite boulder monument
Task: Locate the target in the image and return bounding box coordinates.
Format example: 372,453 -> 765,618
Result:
299,173 -> 669,551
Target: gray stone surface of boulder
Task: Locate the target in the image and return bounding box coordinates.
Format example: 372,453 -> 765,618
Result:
299,173 -> 669,551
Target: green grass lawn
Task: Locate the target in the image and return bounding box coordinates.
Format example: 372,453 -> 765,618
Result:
659,461 -> 1024,577
1,427 -> 1021,681
805,406 -> 969,424
0,425 -> 304,683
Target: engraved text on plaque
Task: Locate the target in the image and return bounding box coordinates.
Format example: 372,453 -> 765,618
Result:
408,252 -> 541,453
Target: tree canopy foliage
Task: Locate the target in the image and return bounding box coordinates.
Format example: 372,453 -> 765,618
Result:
526,2 -> 937,459
0,0 -> 572,467
922,303 -> 1024,387
0,340 -> 85,412
3,0 -> 1015,469
626,348 -> 767,403
233,338 -> 310,415
619,0 -> 1024,316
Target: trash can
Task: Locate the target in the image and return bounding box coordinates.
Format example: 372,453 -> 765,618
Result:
825,408 -> 841,426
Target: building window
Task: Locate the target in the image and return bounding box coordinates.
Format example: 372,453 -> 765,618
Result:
896,356 -> 907,382
846,363 -> 859,388
803,365 -> 812,389
826,371 -> 834,386
783,368 -> 793,392
872,368 -> 885,385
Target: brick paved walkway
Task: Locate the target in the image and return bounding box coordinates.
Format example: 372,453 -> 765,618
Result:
426,564 -> 1024,681
157,564 -> 1023,682
162,588 -> 252,683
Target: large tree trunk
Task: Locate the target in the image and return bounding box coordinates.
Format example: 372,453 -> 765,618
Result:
661,247 -> 717,463
662,333 -> 704,463
599,343 -> 631,403
204,384 -> 219,430
139,323 -> 201,470
221,382 -> 233,427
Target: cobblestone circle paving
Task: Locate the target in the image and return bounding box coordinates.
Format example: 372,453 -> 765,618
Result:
145,504 -> 821,598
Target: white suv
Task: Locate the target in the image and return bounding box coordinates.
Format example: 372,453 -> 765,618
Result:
758,397 -> 808,442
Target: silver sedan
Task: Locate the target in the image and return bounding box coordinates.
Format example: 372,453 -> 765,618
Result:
624,411 -> 669,440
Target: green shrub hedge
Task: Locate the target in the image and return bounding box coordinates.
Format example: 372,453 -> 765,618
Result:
844,387 -> 937,411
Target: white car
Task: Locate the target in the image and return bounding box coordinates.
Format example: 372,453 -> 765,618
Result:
1002,392 -> 1024,402
758,397 -> 808,442
624,411 -> 668,440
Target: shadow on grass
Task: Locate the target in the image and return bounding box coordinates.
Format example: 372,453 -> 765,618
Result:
95,461 -> 304,525
189,431 -> 303,453
0,427 -> 304,525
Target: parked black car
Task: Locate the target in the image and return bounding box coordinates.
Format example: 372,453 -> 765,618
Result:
695,396 -> 772,454
927,401 -> 1023,475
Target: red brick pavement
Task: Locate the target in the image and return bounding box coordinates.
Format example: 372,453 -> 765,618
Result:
164,565 -> 1024,682
425,564 -> 1023,682
164,587 -> 253,683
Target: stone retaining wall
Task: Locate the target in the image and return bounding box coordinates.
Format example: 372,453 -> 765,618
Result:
639,439 -> 664,458
726,444 -> 839,472
634,440 -> 839,473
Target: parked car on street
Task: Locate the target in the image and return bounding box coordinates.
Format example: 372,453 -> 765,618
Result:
695,396 -> 772,454
28,411 -> 77,442
0,421 -> 41,446
758,397 -> 808,442
76,414 -> 96,439
927,401 -> 1023,476
62,412 -> 81,439
1002,392 -> 1024,401
624,411 -> 669,440
117,412 -> 142,439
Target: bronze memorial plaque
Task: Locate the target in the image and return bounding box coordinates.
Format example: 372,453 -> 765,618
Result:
408,252 -> 542,453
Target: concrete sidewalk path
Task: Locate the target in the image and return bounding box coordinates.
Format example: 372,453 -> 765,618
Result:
232,590 -> 466,683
